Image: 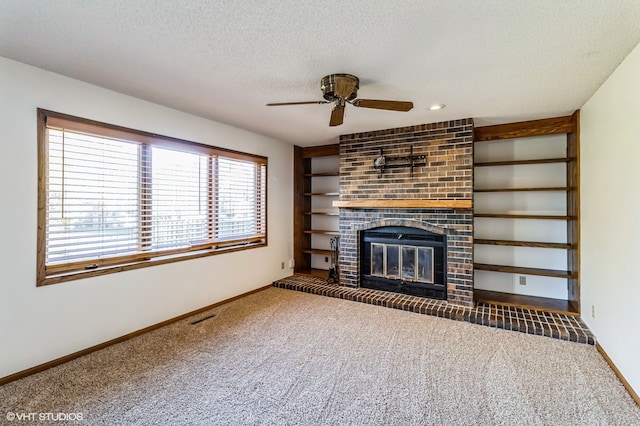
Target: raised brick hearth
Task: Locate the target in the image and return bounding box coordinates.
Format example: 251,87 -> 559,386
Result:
272,275 -> 595,345
337,119 -> 475,307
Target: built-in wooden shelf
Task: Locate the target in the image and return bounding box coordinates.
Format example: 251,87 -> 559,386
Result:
474,157 -> 572,167
474,239 -> 571,249
474,187 -> 571,193
304,172 -> 339,177
303,249 -> 332,256
474,289 -> 579,316
474,263 -> 575,279
294,144 -> 340,275
474,213 -> 575,220
333,199 -> 472,209
304,211 -> 340,216
472,115 -> 580,315
303,192 -> 339,196
304,230 -> 340,236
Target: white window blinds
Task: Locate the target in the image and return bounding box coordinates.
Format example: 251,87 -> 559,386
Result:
150,147 -> 211,250
46,129 -> 141,264
39,110 -> 267,284
215,157 -> 267,241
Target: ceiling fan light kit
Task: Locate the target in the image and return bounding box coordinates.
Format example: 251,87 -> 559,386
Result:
267,73 -> 414,127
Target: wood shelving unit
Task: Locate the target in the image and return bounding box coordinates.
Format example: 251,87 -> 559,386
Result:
473,113 -> 580,315
475,289 -> 579,316
303,249 -> 333,256
474,213 -> 575,220
293,144 -> 340,277
304,192 -> 339,196
304,230 -> 340,236
473,263 -> 575,279
473,213 -> 575,220
473,187 -> 571,193
474,157 -> 572,167
304,172 -> 339,177
474,239 -> 572,249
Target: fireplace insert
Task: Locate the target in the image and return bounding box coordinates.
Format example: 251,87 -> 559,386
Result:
360,226 -> 446,299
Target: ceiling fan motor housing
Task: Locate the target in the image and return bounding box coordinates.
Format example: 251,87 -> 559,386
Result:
321,74 -> 359,101
266,73 -> 412,127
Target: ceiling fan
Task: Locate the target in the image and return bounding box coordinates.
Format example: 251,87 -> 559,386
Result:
266,74 -> 413,127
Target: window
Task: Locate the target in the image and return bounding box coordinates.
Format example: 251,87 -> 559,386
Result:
37,109 -> 267,285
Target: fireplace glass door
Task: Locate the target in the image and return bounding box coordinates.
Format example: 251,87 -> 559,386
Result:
371,243 -> 434,283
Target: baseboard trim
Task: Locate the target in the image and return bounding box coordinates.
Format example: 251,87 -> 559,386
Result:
0,284 -> 272,386
596,342 -> 640,406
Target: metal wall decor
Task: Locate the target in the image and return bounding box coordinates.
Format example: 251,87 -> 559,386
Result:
372,145 -> 426,178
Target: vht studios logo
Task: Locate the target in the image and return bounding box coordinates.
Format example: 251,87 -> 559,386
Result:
6,412 -> 84,421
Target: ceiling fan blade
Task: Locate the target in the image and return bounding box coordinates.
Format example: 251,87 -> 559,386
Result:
334,76 -> 358,99
329,105 -> 345,127
266,101 -> 329,106
352,99 -> 414,112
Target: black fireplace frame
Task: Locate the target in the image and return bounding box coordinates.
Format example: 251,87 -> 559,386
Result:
360,226 -> 447,300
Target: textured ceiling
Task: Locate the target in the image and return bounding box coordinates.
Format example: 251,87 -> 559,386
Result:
1,1 -> 639,147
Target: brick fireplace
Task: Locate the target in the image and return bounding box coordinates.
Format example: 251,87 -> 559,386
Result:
336,119 -> 475,307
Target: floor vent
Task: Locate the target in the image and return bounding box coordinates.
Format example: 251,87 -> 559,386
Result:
190,314 -> 217,325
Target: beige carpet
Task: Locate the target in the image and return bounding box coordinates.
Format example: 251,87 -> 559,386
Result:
1,287 -> 638,425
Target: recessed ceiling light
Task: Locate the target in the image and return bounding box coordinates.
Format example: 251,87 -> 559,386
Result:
429,104 -> 445,111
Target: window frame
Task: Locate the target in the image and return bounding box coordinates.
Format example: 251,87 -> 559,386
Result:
37,109 -> 268,286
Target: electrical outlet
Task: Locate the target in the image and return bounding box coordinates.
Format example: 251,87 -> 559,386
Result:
325,256 -> 329,262
519,276 -> 526,286
591,305 -> 595,319
289,259 -> 295,268
281,261 -> 285,269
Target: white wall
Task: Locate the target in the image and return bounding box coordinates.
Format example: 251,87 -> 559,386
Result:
581,42 -> 640,395
0,57 -> 294,378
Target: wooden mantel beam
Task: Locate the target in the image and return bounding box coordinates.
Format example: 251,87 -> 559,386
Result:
333,199 -> 472,209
